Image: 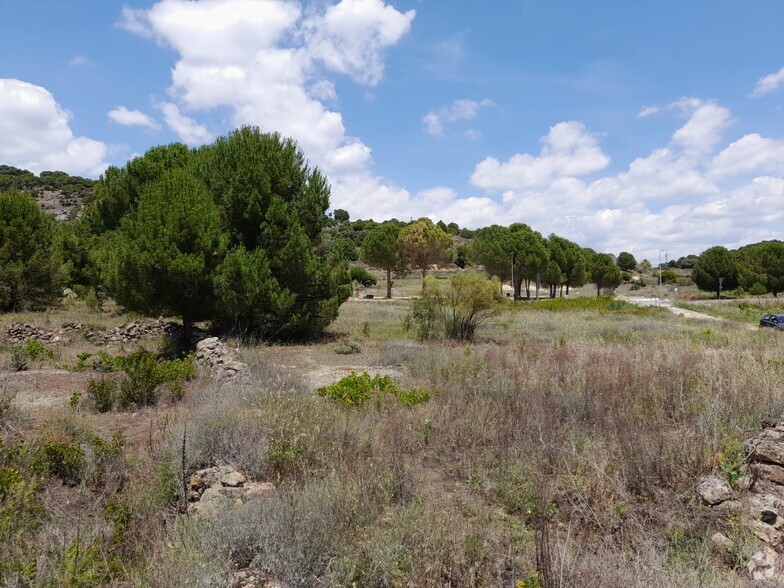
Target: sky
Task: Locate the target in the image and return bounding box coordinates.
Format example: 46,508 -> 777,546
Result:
1,0 -> 784,261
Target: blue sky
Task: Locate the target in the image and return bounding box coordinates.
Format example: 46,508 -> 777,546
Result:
1,0 -> 784,260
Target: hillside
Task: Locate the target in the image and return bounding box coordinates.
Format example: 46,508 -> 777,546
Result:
0,165 -> 95,221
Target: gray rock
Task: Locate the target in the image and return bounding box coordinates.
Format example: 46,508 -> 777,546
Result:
220,471 -> 247,487
748,547 -> 781,581
697,475 -> 733,505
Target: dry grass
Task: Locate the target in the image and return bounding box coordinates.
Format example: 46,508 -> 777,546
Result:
3,295 -> 779,586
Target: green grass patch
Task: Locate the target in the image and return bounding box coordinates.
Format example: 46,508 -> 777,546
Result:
316,371 -> 432,408
507,295 -> 664,316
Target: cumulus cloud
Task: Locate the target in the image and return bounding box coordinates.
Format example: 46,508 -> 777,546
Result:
669,98 -> 731,157
119,0 -> 416,211
422,98 -> 492,136
471,121 -> 610,191
117,2 -> 783,257
455,98 -> 784,258
708,134 -> 784,179
159,103 -> 213,145
108,106 -> 161,131
752,66 -> 784,97
304,0 -> 415,85
0,78 -> 108,176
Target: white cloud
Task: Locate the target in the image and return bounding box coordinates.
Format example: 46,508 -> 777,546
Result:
0,78 -> 108,177
637,105 -> 660,118
462,100 -> 784,258
708,133 -> 784,179
108,106 -> 161,131
752,66 -> 784,97
121,0 -> 416,207
116,5 -> 153,38
669,98 -> 731,157
68,56 -> 93,68
423,98 -> 492,136
304,0 -> 415,85
159,102 -> 213,145
470,121 -> 610,191
117,2 -> 783,257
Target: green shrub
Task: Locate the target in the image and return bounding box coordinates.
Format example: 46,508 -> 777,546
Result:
7,339 -> 54,371
411,273 -> 502,341
34,437 -> 85,486
317,372 -> 431,408
86,377 -> 117,413
80,350 -> 195,410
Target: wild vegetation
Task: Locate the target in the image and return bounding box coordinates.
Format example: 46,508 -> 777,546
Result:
1,128 -> 784,586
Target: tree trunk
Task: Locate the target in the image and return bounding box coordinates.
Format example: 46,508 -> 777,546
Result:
565,282 -> 570,295
596,284 -> 601,297
182,315 -> 193,348
386,267 -> 392,299
514,278 -> 523,300
421,267 -> 427,291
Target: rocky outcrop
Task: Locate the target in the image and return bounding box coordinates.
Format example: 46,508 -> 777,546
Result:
186,465 -> 274,518
699,421 -> 784,582
195,337 -> 250,383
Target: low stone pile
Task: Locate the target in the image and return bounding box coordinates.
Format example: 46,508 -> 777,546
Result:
6,323 -> 58,344
195,337 -> 250,382
697,421 -> 784,581
186,465 -> 275,519
6,320 -> 210,345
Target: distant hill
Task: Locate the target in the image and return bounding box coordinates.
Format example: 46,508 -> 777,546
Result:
0,165 -> 95,221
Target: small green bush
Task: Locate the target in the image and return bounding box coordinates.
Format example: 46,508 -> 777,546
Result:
79,350 -> 194,411
8,339 -> 54,371
86,377 -> 117,413
34,437 -> 85,486
317,372 -> 431,408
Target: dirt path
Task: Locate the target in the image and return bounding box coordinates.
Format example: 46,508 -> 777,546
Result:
619,295 -> 757,329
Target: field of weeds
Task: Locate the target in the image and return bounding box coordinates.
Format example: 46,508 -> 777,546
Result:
1,295 -> 782,586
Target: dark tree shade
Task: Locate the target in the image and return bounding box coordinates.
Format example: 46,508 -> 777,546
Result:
589,252 -> 622,296
92,127 -> 350,340
97,169 -> 227,343
692,246 -> 738,298
333,208 -> 350,223
360,223 -> 405,298
617,251 -> 637,271
0,189 -> 65,311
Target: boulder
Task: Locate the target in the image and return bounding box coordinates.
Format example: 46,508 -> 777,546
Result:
697,475 -> 733,505
748,547 -> 782,582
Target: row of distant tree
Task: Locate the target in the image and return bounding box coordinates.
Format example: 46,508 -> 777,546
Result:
0,165 -> 96,199
1,129 -> 782,344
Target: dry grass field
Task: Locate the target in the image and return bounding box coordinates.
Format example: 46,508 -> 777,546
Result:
1,289 -> 783,587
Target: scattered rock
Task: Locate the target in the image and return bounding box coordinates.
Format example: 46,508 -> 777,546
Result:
710,532 -> 733,552
697,475 -> 733,505
186,465 -> 274,518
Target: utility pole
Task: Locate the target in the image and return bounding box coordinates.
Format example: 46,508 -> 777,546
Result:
658,250 -> 667,304
510,251 -> 515,301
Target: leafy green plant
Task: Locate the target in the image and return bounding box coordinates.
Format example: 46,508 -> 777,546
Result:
86,378 -> 116,413
8,339 -> 54,371
34,436 -> 85,486
316,372 -> 432,408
